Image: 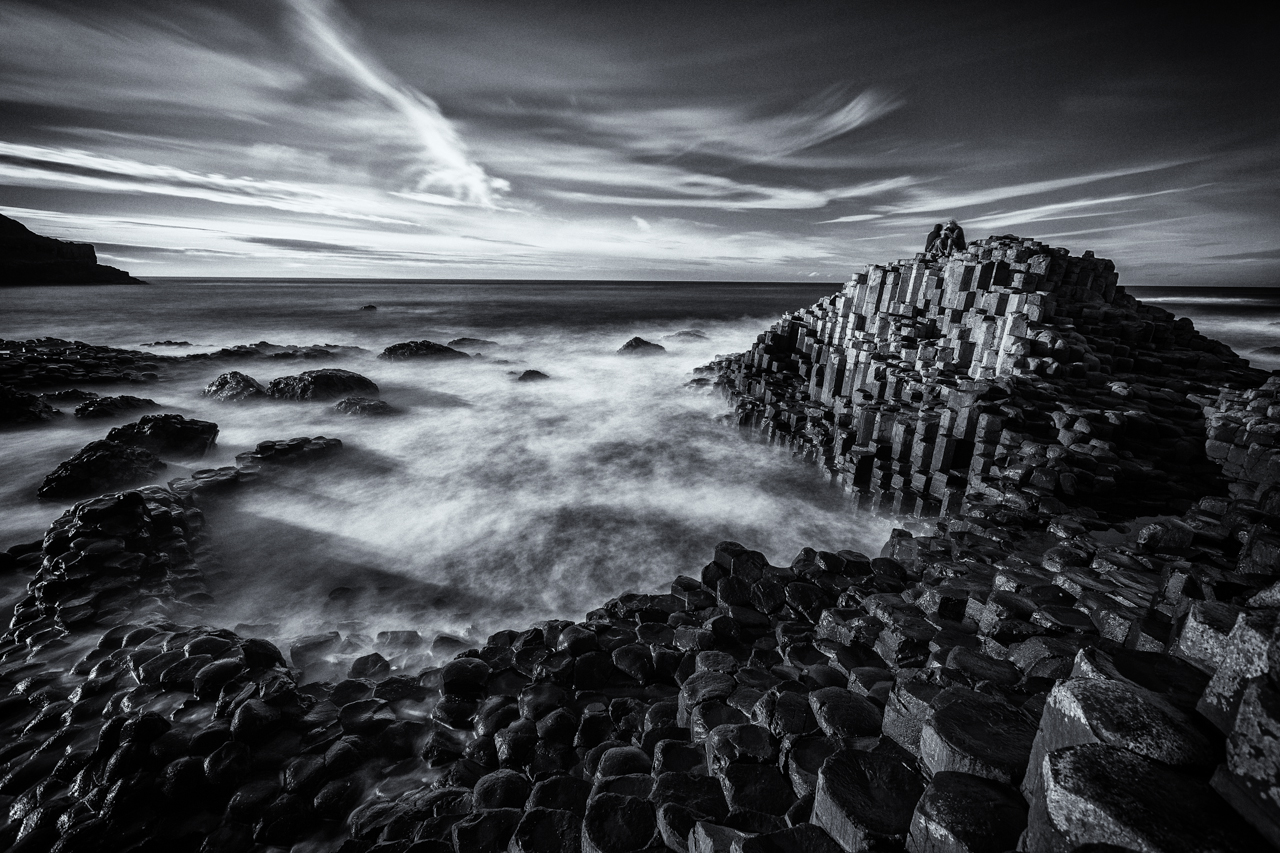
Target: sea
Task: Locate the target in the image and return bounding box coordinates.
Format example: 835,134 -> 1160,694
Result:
1,280 -> 1278,645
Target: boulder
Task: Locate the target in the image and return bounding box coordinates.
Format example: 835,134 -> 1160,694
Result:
37,439 -> 165,499
582,792 -> 657,853
517,370 -> 550,382
379,340 -> 470,361
809,686 -> 883,739
73,395 -> 159,419
449,337 -> 498,349
1,384 -> 61,425
107,413 -> 218,456
203,371 -> 267,402
617,337 -> 665,355
267,369 -> 379,401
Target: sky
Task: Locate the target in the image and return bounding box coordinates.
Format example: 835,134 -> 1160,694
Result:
0,0 -> 1277,282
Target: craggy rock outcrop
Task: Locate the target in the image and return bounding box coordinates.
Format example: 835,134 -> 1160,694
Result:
0,384 -> 61,426
73,395 -> 159,419
334,396 -> 396,416
0,213 -> 142,285
379,340 -> 472,361
203,371 -> 268,402
106,414 -> 219,457
37,439 -> 166,499
193,341 -> 366,362
0,338 -> 166,388
618,337 -> 666,355
517,370 -> 550,382
449,337 -> 498,350
266,369 -> 379,402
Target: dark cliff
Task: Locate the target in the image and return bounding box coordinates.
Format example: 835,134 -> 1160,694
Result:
0,213 -> 142,285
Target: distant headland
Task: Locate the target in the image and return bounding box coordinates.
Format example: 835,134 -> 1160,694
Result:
0,213 -> 143,286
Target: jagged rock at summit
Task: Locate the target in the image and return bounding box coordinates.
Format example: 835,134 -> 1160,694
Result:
266,368 -> 379,401
618,336 -> 666,355
379,339 -> 472,361
0,212 -> 142,285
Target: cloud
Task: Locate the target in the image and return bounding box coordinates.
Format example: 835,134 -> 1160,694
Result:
819,214 -> 882,224
631,216 -> 651,232
284,0 -> 506,206
1204,248 -> 1280,262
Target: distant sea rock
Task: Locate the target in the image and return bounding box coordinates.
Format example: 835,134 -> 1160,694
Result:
663,329 -> 709,341
333,396 -> 396,416
617,337 -> 666,355
74,395 -> 159,419
107,413 -> 219,457
0,213 -> 143,285
0,384 -> 61,426
379,340 -> 471,361
267,369 -> 379,401
1254,345 -> 1280,356
204,371 -> 268,402
37,439 -> 164,499
448,337 -> 498,350
517,369 -> 550,382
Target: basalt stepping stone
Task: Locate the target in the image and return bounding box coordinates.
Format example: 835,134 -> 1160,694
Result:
510,807 -> 581,853
738,823 -> 844,853
582,792 -> 657,853
451,807 -> 522,853
472,768 -> 533,810
596,745 -> 652,779
883,678 -> 942,757
527,775 -> 591,815
705,723 -> 778,776
651,771 -> 729,823
920,688 -> 1038,786
1025,743 -> 1266,853
812,747 -> 924,853
906,771 -> 1027,853
1023,677 -> 1216,804
809,686 -> 883,738
719,763 -> 796,816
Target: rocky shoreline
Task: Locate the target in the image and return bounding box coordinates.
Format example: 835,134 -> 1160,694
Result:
0,237 -> 1278,852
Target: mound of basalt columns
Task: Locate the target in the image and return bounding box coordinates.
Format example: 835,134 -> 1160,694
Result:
0,338 -> 166,388
36,440 -> 166,499
106,414 -> 218,457
203,371 -> 267,402
1,234 -> 1279,853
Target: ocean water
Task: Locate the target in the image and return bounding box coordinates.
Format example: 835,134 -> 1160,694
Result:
1,281 -> 1277,646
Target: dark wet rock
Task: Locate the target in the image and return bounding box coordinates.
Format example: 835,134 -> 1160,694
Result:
720,762 -> 797,816
333,396 -> 396,416
617,337 -> 665,355
267,368 -> 378,401
511,807 -> 582,853
73,394 -> 159,419
234,435 -> 342,468
348,652 -> 391,680
529,775 -> 592,815
809,686 -> 883,739
582,792 -> 657,853
517,369 -> 550,382
37,439 -> 165,499
920,688 -> 1038,785
106,413 -> 218,456
907,771 -> 1027,853
1025,743 -> 1265,852
1,384 -> 61,425
450,337 -> 498,349
379,340 -> 471,361
664,329 -> 709,341
473,768 -> 534,810
203,371 -> 268,402
812,747 -> 924,852
452,807 -> 522,853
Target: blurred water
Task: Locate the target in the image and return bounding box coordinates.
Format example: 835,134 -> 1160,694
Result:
1,280 -> 1276,643
0,279 -> 886,642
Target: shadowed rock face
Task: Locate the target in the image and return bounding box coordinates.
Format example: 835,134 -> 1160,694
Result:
0,213 -> 142,285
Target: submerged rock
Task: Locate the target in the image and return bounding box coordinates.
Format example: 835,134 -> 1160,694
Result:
333,396 -> 395,416
379,340 -> 471,361
449,337 -> 498,350
617,337 -> 665,355
73,395 -> 158,419
267,369 -> 379,401
359,304 -> 377,311
517,370 -> 550,382
203,371 -> 268,402
663,329 -> 709,341
37,439 -> 165,498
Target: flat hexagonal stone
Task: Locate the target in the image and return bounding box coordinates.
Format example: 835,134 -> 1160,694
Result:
906,771 -> 1027,853
1025,743 -> 1266,853
813,747 -> 924,852
582,792 -> 657,853
510,807 -> 581,853
809,686 -> 883,738
919,688 -> 1037,785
